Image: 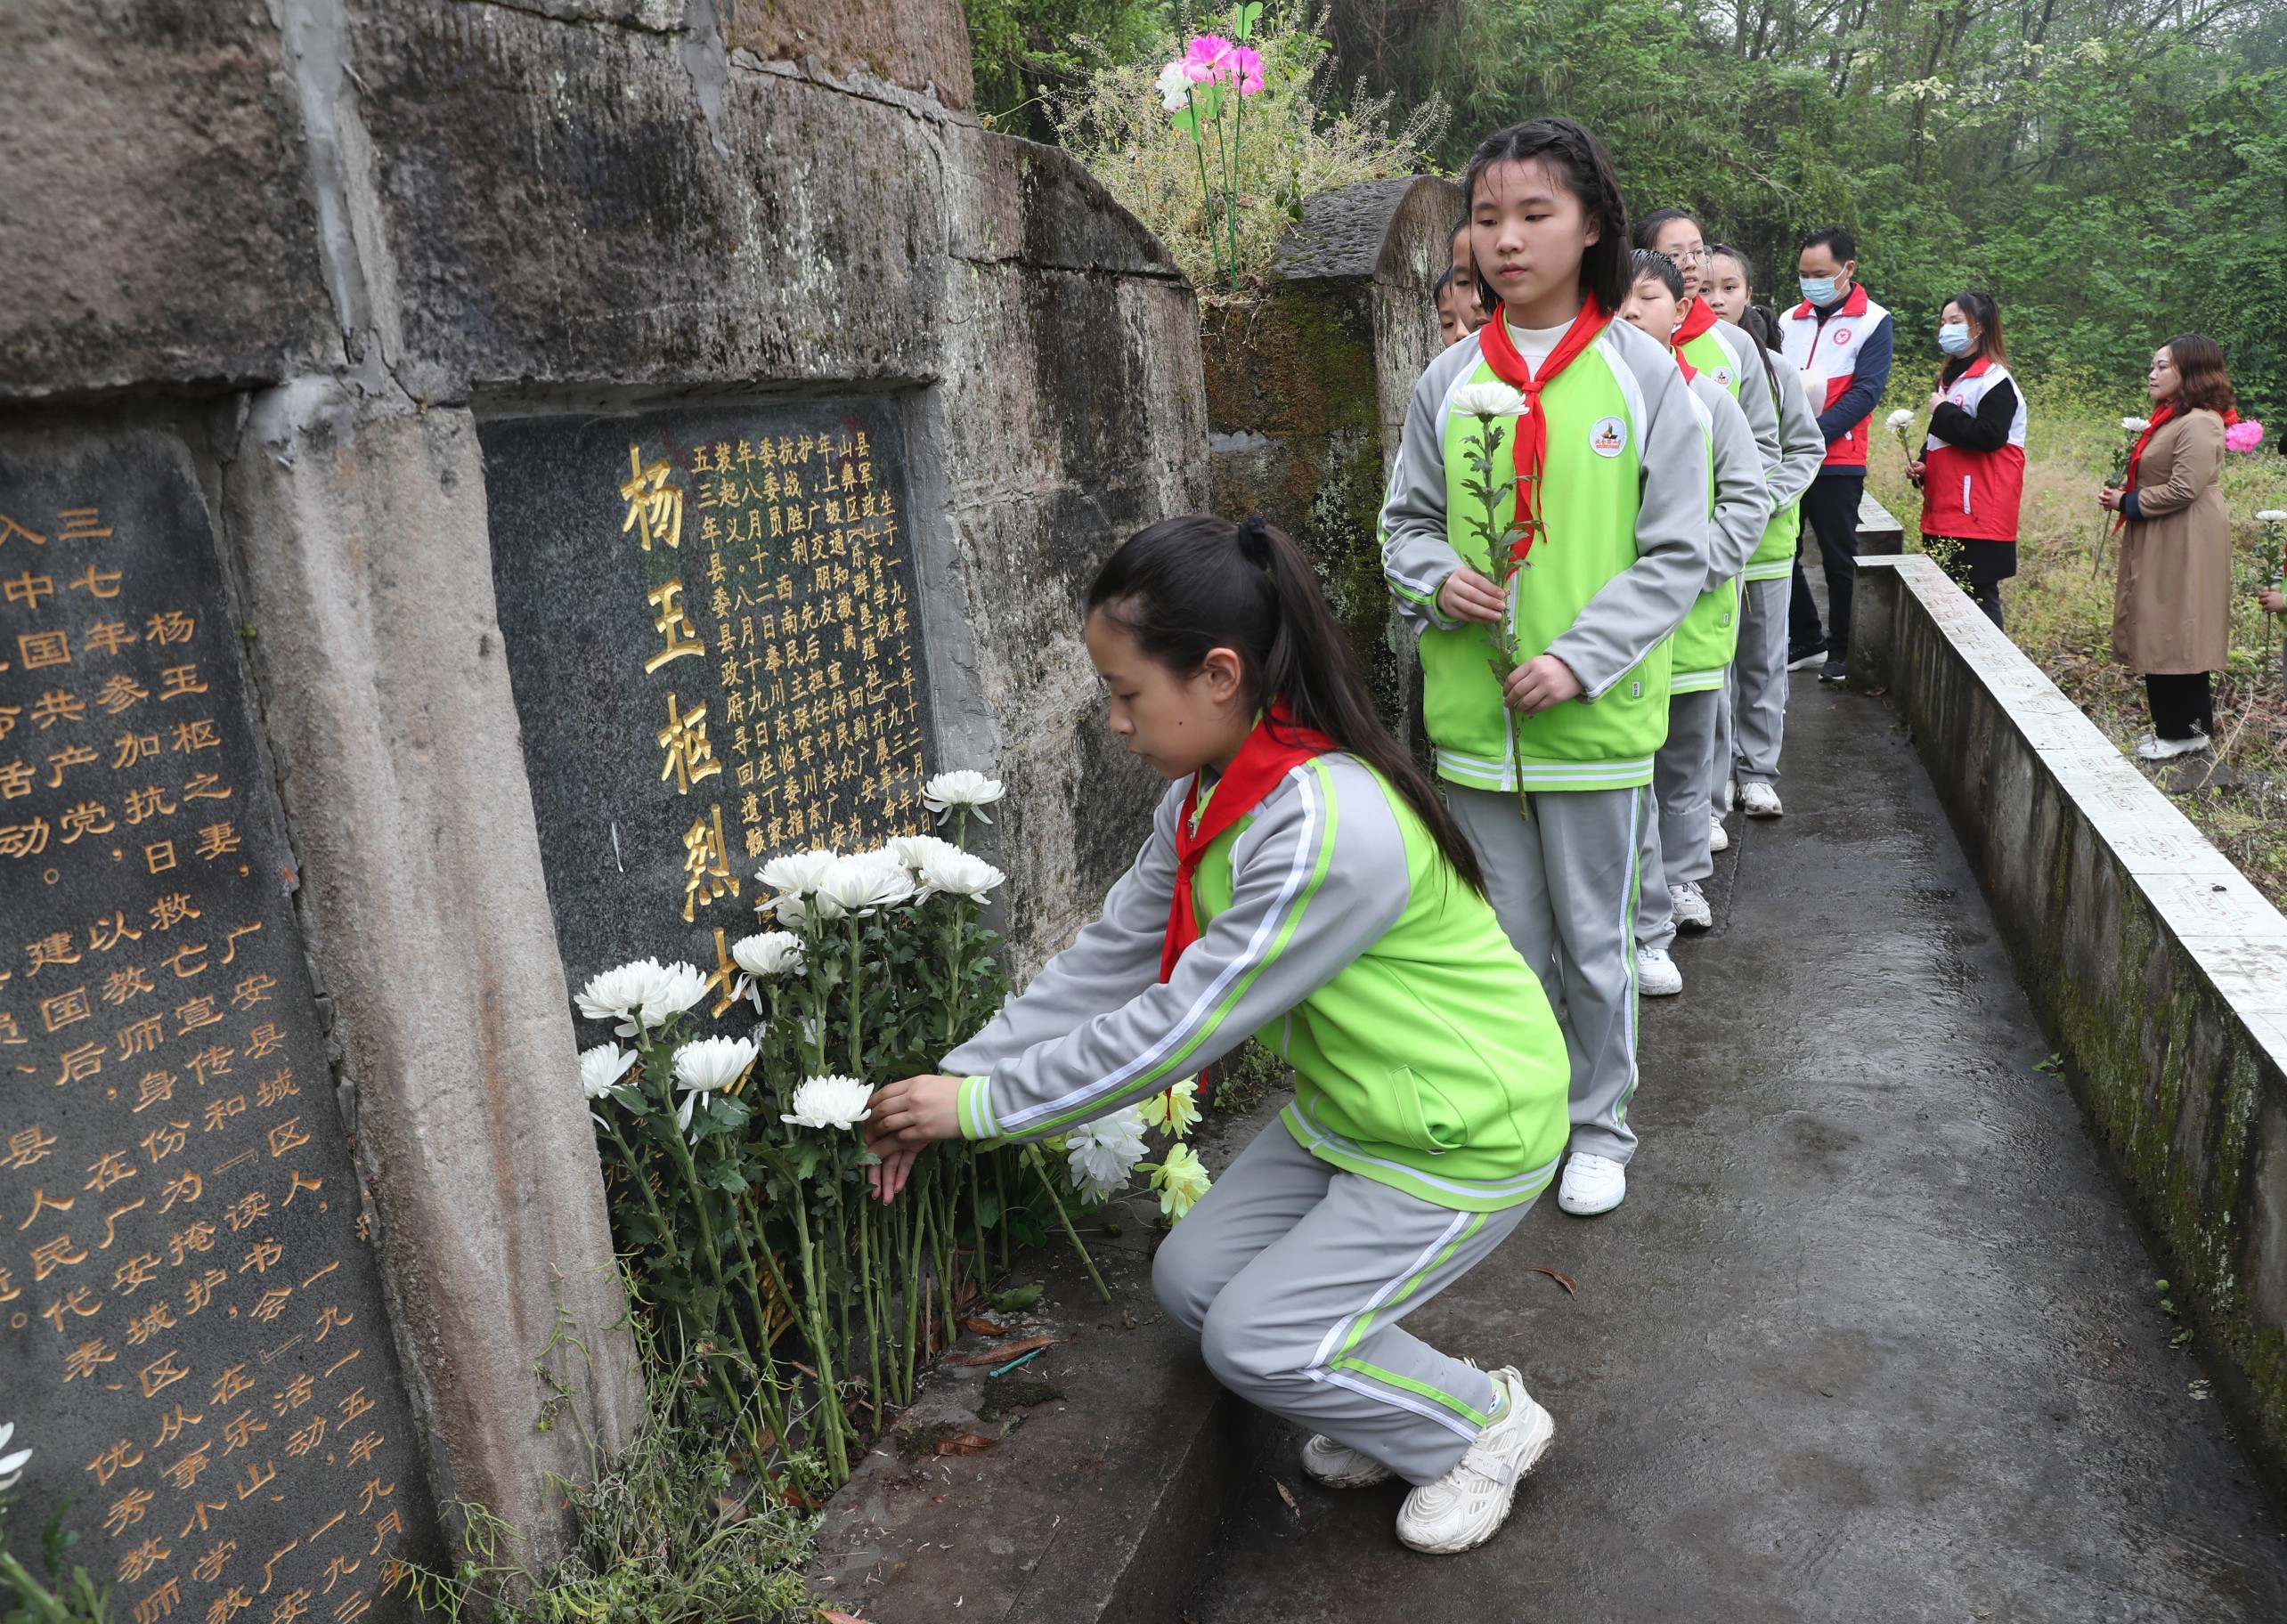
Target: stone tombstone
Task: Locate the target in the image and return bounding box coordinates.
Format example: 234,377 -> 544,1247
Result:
484,401 -> 934,993
0,433 -> 439,1622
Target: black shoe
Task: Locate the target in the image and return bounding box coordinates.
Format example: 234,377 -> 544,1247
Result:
1819,655 -> 1848,684
1786,643 -> 1825,671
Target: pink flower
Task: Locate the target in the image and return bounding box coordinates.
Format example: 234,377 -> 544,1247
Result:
1227,45 -> 1265,93
1183,35 -> 1233,82
2226,419 -> 2265,454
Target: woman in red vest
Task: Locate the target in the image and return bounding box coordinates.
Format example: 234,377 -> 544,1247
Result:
1906,290 -> 2024,629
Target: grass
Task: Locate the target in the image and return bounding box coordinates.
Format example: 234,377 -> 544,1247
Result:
1859,372 -> 2287,907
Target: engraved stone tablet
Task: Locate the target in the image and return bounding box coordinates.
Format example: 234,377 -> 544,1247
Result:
0,433 -> 439,1623
483,402 -> 938,1000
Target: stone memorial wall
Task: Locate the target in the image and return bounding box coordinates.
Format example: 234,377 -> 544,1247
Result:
0,430 -> 439,1621
0,0 -> 1205,1582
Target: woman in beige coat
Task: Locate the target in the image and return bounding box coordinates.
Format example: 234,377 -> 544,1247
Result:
2099,334 -> 2236,761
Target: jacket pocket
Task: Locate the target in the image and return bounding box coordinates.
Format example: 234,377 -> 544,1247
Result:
1387,1065 -> 1469,1155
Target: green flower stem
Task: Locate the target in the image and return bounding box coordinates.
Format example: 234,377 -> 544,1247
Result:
995,1149 -> 1011,1269
1023,1143 -> 1110,1302
0,1548 -> 74,1624
786,1186 -> 851,1479
647,1053 -> 767,1384
855,1182 -> 883,1416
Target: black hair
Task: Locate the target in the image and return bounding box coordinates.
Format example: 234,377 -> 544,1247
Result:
1733,303 -> 1783,404
1799,224 -> 1856,264
1629,248 -> 1685,301
1461,117 -> 1631,315
1942,289 -> 2006,365
1086,515 -> 1486,895
1706,242 -> 1754,286
1449,215 -> 1470,250
1433,267 -> 1458,297
1631,207 -> 1704,252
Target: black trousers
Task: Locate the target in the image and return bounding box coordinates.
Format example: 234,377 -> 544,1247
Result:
2145,672 -> 2213,741
1789,473 -> 1864,657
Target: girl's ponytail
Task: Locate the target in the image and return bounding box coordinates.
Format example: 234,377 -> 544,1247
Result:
1088,515 -> 1487,896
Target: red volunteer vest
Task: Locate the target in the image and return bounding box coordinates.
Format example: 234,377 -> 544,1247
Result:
1920,358 -> 2027,544
1779,283 -> 1892,471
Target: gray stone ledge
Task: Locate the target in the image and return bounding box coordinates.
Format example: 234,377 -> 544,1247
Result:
1852,553 -> 2287,1489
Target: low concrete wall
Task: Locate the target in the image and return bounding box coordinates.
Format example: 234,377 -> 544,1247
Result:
1852,555 -> 2287,1483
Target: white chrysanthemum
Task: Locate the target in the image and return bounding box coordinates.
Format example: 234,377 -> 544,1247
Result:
1067,1107 -> 1149,1202
731,930 -> 806,978
1884,408 -> 1914,434
575,959 -> 667,1036
782,1074 -> 875,1131
758,849 -> 839,897
2122,417 -> 2151,433
1138,1079 -> 1200,1138
813,851 -> 915,921
917,848 -> 1005,902
639,961 -> 710,1028
1150,1141 -> 1213,1219
1453,381 -> 1526,419
1155,60 -> 1192,110
923,769 -> 1005,824
580,1043 -> 637,1100
0,1422 -> 29,1493
671,1035 -> 758,1134
2257,510 -> 2287,524
886,833 -> 964,872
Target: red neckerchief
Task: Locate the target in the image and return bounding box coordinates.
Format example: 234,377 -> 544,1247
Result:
2125,402 -> 2175,492
1673,296 -> 1718,349
1160,702 -> 1339,982
1475,297 -> 1613,563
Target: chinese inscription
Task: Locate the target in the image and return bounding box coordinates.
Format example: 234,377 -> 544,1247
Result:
483,402 -> 937,995
0,434 -> 438,1622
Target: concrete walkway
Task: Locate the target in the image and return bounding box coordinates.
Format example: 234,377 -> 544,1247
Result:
1188,687 -> 2287,1621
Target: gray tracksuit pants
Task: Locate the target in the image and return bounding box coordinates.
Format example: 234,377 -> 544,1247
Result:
1446,784 -> 1643,1165
1632,687 -> 1723,953
1730,575 -> 1790,784
1153,1122 -> 1527,1485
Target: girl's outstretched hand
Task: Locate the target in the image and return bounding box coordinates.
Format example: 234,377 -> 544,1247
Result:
863,1073 -> 964,1199
868,1149 -> 919,1204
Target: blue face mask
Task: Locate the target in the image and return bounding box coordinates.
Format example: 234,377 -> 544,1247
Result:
1937,321 -> 1974,357
1800,275 -> 1842,306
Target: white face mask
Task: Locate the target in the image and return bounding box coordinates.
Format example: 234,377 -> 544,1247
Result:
1937,322 -> 1974,357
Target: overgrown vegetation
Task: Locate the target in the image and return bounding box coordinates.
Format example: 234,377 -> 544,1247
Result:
1864,376 -> 2287,905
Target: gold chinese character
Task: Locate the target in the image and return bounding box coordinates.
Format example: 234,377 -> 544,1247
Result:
619,446 -> 683,551
680,805 -> 739,923
643,579 -> 705,673
655,694 -> 721,794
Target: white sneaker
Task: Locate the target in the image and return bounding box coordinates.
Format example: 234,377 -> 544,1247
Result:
1721,777 -> 1738,813
1636,945 -> 1681,996
1300,1432 -> 1395,1489
1669,881 -> 1711,931
2136,733 -> 2210,761
1394,1367 -> 1553,1555
1708,814 -> 1729,853
1739,781 -> 1783,818
1558,1151 -> 1626,1215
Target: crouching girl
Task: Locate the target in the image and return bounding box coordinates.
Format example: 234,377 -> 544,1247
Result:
864,514 -> 1573,1555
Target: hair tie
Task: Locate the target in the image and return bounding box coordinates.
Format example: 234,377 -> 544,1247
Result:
1234,514 -> 1274,570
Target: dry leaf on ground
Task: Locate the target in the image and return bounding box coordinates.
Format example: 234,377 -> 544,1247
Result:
1524,1265 -> 1578,1295
935,1433 -> 998,1456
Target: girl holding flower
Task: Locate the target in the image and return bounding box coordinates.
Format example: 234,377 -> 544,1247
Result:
2098,335 -> 2240,759
864,514 -> 1575,1555
1905,290 -> 2025,630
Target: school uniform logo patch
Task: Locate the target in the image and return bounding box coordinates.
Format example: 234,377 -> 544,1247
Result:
1832,327 -> 1853,345
1712,366 -> 1736,390
1589,416 -> 1628,458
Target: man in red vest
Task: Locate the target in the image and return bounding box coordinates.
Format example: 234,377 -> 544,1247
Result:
1779,226 -> 1893,685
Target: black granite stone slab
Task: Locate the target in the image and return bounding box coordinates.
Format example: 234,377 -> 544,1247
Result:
0,431 -> 441,1622
483,399 -> 938,1002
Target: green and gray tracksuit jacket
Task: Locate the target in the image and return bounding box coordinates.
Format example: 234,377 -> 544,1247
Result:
1670,369 -> 1778,688
1380,317 -> 1715,793
1744,337 -> 1828,582
945,755 -> 1572,1213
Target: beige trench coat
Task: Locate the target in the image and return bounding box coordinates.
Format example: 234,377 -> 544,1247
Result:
2112,409 -> 2229,674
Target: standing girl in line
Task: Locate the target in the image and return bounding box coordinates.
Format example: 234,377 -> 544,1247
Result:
865,515 -> 1574,1555
1380,118 -> 1713,1217
1705,245 -> 1827,821
2100,335 -> 2239,759
1905,291 -> 2025,630
1616,250 -> 1771,998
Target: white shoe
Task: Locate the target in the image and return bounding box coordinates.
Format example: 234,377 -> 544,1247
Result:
1669,881 -> 1712,931
1300,1432 -> 1395,1488
1394,1367 -> 1553,1555
1708,814 -> 1729,853
1636,945 -> 1681,997
1557,1151 -> 1626,1215
2136,733 -> 2210,761
1739,781 -> 1783,818
1721,778 -> 1738,813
